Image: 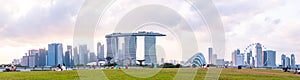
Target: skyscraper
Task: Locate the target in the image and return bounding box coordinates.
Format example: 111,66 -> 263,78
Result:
255,43 -> 263,67
251,56 -> 255,66
21,53 -> 29,66
236,53 -> 244,66
73,47 -> 79,65
285,57 -> 291,67
47,43 -> 63,66
281,54 -> 286,67
105,32 -> 166,65
28,49 -> 39,67
263,50 -> 276,67
106,37 -> 119,61
97,42 -> 105,61
89,52 -> 97,62
232,49 -> 241,66
231,52 -> 235,66
291,54 -> 295,68
67,45 -> 73,66
38,49 -> 47,66
208,48 -> 213,64
246,50 -> 252,65
212,54 -> 217,64
64,51 -> 71,66
144,36 -> 157,64
57,44 -> 63,65
79,45 -> 88,65
124,36 -> 137,65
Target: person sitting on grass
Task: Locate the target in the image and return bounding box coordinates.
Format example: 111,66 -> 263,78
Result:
111,66 -> 114,69
115,65 -> 119,69
294,68 -> 300,74
5,66 -> 10,71
55,64 -> 62,71
61,63 -> 66,71
10,65 -> 16,71
283,66 -> 290,72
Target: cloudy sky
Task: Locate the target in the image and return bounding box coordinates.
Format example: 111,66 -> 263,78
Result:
0,0 -> 300,65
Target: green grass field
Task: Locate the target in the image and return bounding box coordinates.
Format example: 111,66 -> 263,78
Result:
0,68 -> 299,80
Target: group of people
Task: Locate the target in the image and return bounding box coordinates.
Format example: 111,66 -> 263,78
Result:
3,64 -> 17,72
109,65 -> 130,69
294,68 -> 300,74
55,64 -> 66,71
282,66 -> 300,74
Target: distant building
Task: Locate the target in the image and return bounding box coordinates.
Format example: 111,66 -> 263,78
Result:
28,55 -> 36,67
216,59 -> 225,66
106,37 -> 118,61
47,43 -> 63,66
231,52 -> 235,66
281,54 -> 286,67
38,49 -> 47,66
89,52 -> 97,62
291,54 -> 295,68
212,54 -> 217,64
263,50 -> 276,67
124,36 -> 137,65
28,50 -> 39,56
97,42 -> 105,61
285,57 -> 291,67
251,57 -> 255,67
105,32 -> 166,65
28,50 -> 39,67
73,47 -> 79,65
246,50 -> 252,65
12,59 -> 20,65
232,49 -> 243,66
208,48 -> 213,64
67,45 -> 73,66
236,53 -> 244,66
183,52 -> 206,67
161,58 -> 164,64
64,51 -> 71,66
20,53 -> 29,66
255,43 -> 263,67
79,45 -> 88,65
144,36 -> 157,64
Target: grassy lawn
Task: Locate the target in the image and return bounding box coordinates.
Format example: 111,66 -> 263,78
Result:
0,68 -> 299,80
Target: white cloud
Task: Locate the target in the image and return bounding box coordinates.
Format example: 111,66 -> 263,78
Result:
0,0 -> 300,65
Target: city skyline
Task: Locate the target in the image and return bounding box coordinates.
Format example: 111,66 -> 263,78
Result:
10,40 -> 299,67
1,0 -> 300,65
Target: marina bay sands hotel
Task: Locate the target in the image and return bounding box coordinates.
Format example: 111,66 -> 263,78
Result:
105,31 -> 166,65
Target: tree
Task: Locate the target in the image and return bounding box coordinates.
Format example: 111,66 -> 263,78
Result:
105,62 -> 117,66
162,63 -> 179,68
